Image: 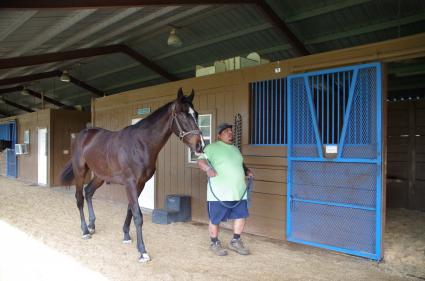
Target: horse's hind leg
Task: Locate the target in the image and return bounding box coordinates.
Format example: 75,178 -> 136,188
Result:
84,176 -> 104,234
75,176 -> 91,239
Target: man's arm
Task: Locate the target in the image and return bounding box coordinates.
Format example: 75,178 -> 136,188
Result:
243,163 -> 254,178
198,159 -> 217,177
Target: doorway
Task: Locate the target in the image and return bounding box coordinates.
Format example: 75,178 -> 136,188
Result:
37,128 -> 48,185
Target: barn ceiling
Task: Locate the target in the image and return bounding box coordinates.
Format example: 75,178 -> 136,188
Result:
0,0 -> 424,117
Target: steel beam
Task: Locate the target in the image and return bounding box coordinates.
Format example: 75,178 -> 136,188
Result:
0,0 -> 255,8
26,89 -> 74,110
2,99 -> 34,112
255,1 -> 310,56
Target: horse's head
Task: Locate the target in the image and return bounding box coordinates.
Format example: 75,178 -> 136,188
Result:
171,88 -> 203,155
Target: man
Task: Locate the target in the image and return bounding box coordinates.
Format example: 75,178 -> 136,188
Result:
197,122 -> 254,256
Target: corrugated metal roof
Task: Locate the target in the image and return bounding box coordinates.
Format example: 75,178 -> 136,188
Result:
0,1 -> 424,116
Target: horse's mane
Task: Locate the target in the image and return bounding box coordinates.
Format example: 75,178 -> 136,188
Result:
131,101 -> 173,129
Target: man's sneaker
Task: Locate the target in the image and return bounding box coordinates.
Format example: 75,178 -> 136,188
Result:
210,240 -> 228,256
229,238 -> 250,255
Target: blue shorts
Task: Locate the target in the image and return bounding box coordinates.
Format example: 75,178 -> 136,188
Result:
207,200 -> 249,225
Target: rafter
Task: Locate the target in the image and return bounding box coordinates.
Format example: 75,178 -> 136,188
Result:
305,13 -> 425,45
0,70 -> 104,97
0,86 -> 21,95
255,1 -> 309,56
0,0 -> 255,8
26,89 -> 74,110
285,0 -> 371,23
2,98 -> 34,113
0,70 -> 61,87
68,75 -> 104,97
0,45 -> 177,81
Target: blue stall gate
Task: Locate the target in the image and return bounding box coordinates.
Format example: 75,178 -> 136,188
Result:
0,121 -> 17,178
286,62 -> 383,260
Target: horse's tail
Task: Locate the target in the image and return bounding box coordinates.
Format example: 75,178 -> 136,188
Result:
60,161 -> 75,185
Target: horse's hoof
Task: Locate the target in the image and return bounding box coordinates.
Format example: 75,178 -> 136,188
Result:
88,227 -> 95,234
82,234 -> 92,239
122,239 -> 132,244
138,253 -> 151,263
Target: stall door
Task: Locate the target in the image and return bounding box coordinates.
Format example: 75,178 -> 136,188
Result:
287,63 -> 383,260
2,121 -> 17,178
132,118 -> 155,210
38,128 -> 48,185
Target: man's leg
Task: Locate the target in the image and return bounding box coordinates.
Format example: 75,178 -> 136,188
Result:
208,202 -> 228,256
233,218 -> 245,235
209,222 -> 219,238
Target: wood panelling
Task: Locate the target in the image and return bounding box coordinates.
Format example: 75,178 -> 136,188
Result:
50,109 -> 90,186
387,100 -> 425,211
0,109 -> 89,186
91,34 -> 425,240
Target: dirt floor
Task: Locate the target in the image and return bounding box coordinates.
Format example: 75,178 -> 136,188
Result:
0,176 -> 424,281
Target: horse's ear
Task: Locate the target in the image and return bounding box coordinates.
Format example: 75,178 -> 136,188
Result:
187,89 -> 195,102
177,87 -> 184,101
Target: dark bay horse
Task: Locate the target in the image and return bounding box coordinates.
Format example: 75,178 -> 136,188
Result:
60,88 -> 202,262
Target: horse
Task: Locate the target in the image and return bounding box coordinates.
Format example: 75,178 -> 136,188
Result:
59,88 -> 203,262
0,140 -> 12,152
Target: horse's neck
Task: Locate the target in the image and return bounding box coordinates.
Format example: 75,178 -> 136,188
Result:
134,107 -> 174,153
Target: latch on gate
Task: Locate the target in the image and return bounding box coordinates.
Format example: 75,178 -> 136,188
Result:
323,145 -> 338,158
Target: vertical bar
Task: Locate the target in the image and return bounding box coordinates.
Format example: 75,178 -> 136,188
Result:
327,73 -> 329,144
261,81 -> 266,144
320,74 -> 326,143
264,80 -> 270,144
286,76 -> 292,239
282,78 -> 285,144
271,80 -> 275,144
332,73 -> 335,144
304,76 -> 323,158
254,83 -> 257,144
275,79 -> 278,144
337,69 -> 359,158
249,83 -> 255,144
375,63 -> 383,260
279,79 -> 282,144
337,72 -> 340,143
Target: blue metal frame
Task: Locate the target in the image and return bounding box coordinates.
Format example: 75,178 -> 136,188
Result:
286,62 -> 383,260
1,120 -> 18,178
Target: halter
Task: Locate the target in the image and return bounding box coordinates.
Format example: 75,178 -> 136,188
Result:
171,105 -> 201,141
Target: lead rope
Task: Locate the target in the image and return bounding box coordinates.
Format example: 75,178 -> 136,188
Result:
205,113 -> 254,209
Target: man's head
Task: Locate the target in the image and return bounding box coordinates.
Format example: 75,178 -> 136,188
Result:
217,122 -> 233,144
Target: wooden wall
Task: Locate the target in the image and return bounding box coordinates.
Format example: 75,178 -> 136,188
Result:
92,33 -> 424,240
50,109 -> 90,186
16,110 -> 51,184
0,109 -> 90,186
387,100 -> 425,211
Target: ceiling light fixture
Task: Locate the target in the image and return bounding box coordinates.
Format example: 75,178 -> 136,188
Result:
60,70 -> 71,82
167,28 -> 182,47
21,87 -> 29,96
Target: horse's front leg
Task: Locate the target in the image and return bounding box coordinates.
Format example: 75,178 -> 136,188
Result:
126,182 -> 150,262
84,177 -> 104,234
122,206 -> 132,243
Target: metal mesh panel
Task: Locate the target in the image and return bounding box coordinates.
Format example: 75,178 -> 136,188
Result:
291,77 -> 319,157
292,161 -> 377,207
290,200 -> 376,254
342,67 -> 377,158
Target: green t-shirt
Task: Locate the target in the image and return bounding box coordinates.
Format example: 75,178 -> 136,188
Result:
200,141 -> 247,201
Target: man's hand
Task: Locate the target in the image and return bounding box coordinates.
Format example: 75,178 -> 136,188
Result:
246,168 -> 254,178
198,159 -> 217,177
206,167 -> 217,177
